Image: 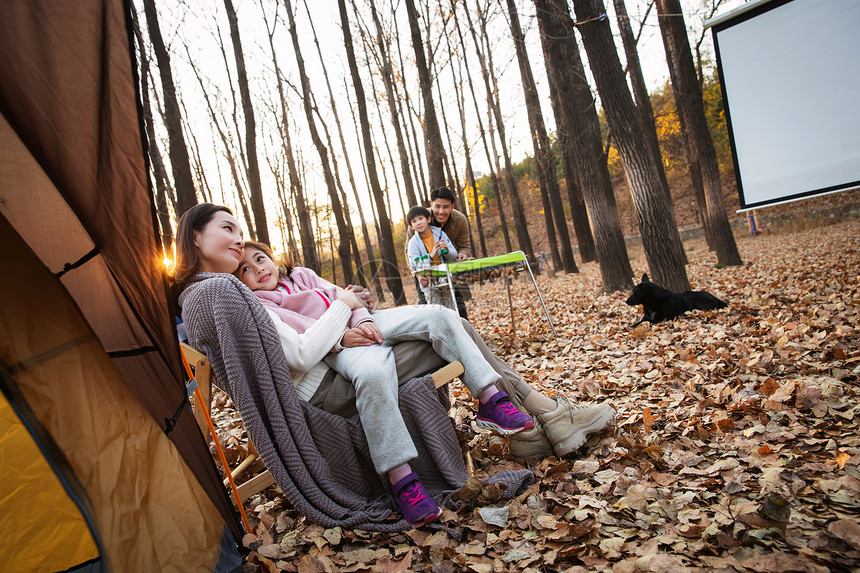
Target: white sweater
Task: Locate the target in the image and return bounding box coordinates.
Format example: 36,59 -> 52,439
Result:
264,299 -> 351,401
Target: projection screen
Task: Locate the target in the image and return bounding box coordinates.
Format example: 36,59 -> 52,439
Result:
707,0 -> 860,210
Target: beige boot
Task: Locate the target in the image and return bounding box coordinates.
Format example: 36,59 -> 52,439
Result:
538,398 -> 615,457
508,418 -> 553,459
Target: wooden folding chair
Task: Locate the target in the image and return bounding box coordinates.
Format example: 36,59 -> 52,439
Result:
180,342 -> 466,530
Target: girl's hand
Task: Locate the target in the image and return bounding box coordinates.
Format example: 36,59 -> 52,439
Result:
346,284 -> 374,311
336,289 -> 366,310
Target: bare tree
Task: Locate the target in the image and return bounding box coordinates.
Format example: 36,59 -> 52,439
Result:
260,3 -> 320,271
366,0 -> 420,208
572,0 -> 690,291
547,81 -> 597,263
403,0 -> 447,189
452,0 -> 512,253
534,0 -> 632,291
658,0 -> 742,267
131,4 -> 174,250
185,47 -> 255,239
505,0 -> 577,273
303,0 -> 381,290
141,0 -> 197,215
283,0 -> 354,284
465,0 -> 535,263
339,0 -> 406,303
443,6 -> 488,258
223,0 -> 269,244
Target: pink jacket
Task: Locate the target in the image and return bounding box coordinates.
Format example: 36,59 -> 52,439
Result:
253,267 -> 373,338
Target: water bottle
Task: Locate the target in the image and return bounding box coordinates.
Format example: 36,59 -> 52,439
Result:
420,255 -> 430,270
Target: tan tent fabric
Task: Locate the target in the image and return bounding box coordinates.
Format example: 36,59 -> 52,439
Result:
1,215 -> 228,571
0,0 -> 239,536
0,393 -> 99,572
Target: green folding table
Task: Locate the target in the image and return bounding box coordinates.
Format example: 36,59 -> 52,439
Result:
421,251 -> 557,337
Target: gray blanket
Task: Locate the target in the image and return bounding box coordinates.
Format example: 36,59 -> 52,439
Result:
179,274 -> 532,532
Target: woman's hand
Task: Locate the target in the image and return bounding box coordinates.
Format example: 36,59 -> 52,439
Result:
340,321 -> 383,347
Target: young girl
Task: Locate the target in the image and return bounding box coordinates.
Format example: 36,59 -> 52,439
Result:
235,241 -> 534,526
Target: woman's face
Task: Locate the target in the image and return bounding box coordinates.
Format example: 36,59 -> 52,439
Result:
236,248 -> 280,291
194,212 -> 245,273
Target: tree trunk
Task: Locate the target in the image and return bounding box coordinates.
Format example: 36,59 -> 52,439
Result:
312,101 -> 367,284
614,0 -> 688,264
661,21 -> 713,249
466,0 -> 534,263
284,0 -> 354,284
344,75 -> 388,274
505,0 -> 577,274
185,49 -> 256,239
444,11 -> 488,258
657,0 -> 742,266
548,78 -> 596,263
273,164 -> 301,265
366,62 -> 408,224
403,0 -> 446,189
390,6 -> 430,202
261,7 -> 319,271
429,9 -> 475,252
304,0 -> 381,290
452,0 -> 511,254
339,0 -> 405,303
572,0 -> 690,291
141,0 -> 197,215
535,0 -> 632,291
222,0 -> 268,245
367,0 -> 419,208
130,6 -> 174,251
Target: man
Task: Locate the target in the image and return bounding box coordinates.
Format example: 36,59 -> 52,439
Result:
406,187 -> 472,319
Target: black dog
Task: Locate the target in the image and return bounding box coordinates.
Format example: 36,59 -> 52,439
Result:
626,274 -> 727,325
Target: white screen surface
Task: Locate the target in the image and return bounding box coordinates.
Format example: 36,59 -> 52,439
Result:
711,0 -> 860,209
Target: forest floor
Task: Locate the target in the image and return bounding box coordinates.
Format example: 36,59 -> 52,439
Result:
234,217 -> 860,572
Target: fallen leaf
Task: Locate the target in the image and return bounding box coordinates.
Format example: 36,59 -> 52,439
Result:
478,506 -> 510,528
828,519 -> 860,550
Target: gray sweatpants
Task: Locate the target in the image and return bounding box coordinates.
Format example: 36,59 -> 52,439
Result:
324,304 -> 501,475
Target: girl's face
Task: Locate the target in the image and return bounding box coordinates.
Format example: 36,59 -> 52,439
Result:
194,213 -> 245,274
236,248 -> 280,291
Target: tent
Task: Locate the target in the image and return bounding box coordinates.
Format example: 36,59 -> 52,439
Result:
0,0 -> 243,570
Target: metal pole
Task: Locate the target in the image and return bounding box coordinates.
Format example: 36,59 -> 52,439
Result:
517,251 -> 558,337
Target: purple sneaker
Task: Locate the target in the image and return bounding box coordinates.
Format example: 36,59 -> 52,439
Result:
476,391 -> 535,435
392,472 -> 442,527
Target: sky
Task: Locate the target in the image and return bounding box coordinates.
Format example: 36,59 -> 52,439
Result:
142,0 -> 748,250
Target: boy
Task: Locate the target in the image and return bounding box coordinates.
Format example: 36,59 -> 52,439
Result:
406,205 -> 457,305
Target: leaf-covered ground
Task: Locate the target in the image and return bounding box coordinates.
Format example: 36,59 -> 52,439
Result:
228,219 -> 860,572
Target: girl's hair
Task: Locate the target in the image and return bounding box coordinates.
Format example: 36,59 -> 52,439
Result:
240,240 -> 293,280
173,203 -> 234,293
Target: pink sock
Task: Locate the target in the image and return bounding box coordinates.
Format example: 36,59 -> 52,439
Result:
388,463 -> 413,486
478,385 -> 500,404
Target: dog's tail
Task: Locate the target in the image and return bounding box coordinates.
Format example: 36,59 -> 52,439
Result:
688,291 -> 728,310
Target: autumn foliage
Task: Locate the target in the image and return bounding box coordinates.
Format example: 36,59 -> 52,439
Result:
218,218 -> 859,572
